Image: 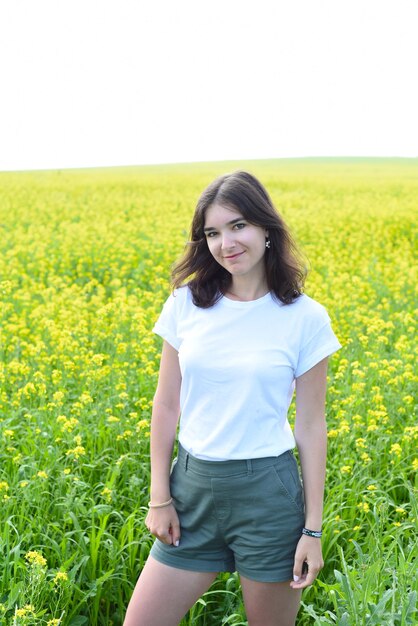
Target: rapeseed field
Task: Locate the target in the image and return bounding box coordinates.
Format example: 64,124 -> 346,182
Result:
0,159 -> 416,625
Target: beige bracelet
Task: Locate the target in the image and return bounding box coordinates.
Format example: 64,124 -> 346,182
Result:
148,497 -> 173,509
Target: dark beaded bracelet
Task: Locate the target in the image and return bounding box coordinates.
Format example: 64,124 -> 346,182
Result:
302,527 -> 322,538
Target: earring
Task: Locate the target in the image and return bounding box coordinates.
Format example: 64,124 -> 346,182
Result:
265,239 -> 271,249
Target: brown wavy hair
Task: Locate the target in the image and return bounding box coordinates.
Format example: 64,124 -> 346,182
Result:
172,171 -> 307,308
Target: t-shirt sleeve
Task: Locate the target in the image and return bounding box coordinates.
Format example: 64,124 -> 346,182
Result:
295,305 -> 341,378
152,291 -> 182,351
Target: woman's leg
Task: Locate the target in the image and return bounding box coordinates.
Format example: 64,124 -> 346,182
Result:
123,556 -> 219,626
240,576 -> 301,626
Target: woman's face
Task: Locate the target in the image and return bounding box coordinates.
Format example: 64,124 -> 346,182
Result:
203,203 -> 268,281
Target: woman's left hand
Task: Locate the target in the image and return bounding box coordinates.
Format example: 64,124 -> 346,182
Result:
290,534 -> 324,589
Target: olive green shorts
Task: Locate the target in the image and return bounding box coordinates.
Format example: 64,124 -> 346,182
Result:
150,444 -> 305,582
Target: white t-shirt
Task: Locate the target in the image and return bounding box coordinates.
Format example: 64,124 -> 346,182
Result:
153,286 -> 341,461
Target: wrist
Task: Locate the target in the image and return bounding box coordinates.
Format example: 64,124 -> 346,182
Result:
148,497 -> 173,509
302,527 -> 322,538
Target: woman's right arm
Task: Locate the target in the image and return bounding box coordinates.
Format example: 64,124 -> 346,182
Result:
145,340 -> 182,546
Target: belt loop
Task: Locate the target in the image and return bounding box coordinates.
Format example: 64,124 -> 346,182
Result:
185,452 -> 189,471
246,459 -> 253,475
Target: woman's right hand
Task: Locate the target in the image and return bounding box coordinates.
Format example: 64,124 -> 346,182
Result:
145,504 -> 181,546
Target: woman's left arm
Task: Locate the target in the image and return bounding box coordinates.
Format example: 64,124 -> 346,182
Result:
290,357 -> 328,590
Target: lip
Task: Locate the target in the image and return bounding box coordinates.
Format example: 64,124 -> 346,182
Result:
223,252 -> 244,260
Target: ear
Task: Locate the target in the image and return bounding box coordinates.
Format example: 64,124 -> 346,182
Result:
265,229 -> 269,238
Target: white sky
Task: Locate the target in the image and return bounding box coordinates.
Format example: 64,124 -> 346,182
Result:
1,0 -> 417,171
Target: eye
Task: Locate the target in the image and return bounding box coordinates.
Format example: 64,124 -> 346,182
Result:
205,231 -> 217,238
233,222 -> 246,230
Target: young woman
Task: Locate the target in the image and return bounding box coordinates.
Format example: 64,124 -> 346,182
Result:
123,171 -> 341,626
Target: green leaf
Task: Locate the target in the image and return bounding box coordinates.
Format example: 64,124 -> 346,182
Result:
6,582 -> 24,608
68,616 -> 89,626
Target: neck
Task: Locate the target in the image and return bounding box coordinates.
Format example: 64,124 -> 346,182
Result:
225,278 -> 269,302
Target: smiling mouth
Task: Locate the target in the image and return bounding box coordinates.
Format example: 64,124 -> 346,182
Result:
224,252 -> 244,260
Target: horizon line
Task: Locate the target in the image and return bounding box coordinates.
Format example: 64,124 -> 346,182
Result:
1,154 -> 417,175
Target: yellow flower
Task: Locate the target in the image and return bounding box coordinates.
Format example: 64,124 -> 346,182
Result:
15,604 -> 35,617
58,416 -> 79,432
352,382 -> 366,391
116,429 -> 133,441
101,487 -> 112,502
0,280 -> 12,295
403,426 -> 418,440
91,353 -> 106,366
395,507 -> 407,515
412,458 -> 418,471
340,465 -> 352,474
357,502 -> 370,513
79,392 -> 93,405
25,550 -> 47,567
0,481 -> 9,492
53,571 -> 69,584
353,525 -> 361,531
66,445 -> 86,459
390,443 -> 402,457
47,620 -> 61,626
63,468 -> 71,475
327,429 -> 339,438
366,484 -> 377,491
21,382 -> 36,397
37,470 -> 48,479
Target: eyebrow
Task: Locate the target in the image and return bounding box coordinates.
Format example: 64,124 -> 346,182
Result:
203,218 -> 245,233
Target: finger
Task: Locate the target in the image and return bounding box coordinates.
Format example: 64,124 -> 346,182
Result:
157,530 -> 172,544
149,523 -> 172,543
304,569 -> 318,588
292,554 -> 305,582
171,520 -> 181,547
291,560 -> 308,588
291,564 -> 319,589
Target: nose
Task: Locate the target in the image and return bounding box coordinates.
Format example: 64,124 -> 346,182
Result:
221,232 -> 235,250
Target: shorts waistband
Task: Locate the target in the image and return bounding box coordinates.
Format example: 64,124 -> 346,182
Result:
177,443 -> 294,477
